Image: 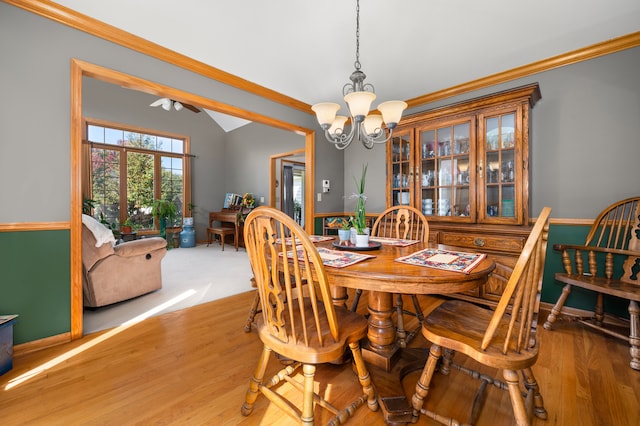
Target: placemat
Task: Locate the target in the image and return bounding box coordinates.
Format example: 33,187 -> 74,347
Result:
368,236 -> 421,247
395,248 -> 486,274
284,246 -> 375,268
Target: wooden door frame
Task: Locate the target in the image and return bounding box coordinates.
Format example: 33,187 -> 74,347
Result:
70,59 -> 315,339
270,150 -> 306,220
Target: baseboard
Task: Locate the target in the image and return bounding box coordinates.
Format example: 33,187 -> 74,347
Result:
14,332 -> 71,357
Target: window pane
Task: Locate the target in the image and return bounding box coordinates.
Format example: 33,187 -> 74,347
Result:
105,128 -> 124,146
157,136 -> 171,152
87,125 -> 104,143
171,138 -> 184,154
127,152 -> 155,230
161,155 -> 183,225
123,132 -> 141,148
91,147 -> 120,226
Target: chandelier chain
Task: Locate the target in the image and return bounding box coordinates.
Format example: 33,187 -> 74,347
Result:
311,0 -> 407,150
354,0 -> 361,71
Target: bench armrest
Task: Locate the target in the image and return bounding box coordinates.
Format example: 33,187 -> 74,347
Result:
554,243 -> 640,278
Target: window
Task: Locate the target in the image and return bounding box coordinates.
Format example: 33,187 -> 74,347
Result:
84,120 -> 190,233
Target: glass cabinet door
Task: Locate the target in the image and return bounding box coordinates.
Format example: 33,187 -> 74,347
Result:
480,109 -> 520,223
417,118 -> 474,221
388,130 -> 413,207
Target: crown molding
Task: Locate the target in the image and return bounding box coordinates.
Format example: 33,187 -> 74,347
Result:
3,0 -> 311,114
4,0 -> 640,114
406,31 -> 640,109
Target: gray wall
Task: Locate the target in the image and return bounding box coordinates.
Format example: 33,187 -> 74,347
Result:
344,47 -> 640,219
0,3 -> 321,224
224,123 -> 305,205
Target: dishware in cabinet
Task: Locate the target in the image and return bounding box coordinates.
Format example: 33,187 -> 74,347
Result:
416,118 -> 475,220
478,106 -> 525,224
387,129 -> 414,207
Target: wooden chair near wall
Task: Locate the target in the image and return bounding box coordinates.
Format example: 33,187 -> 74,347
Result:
544,196 -> 640,370
350,205 -> 430,347
206,211 -> 236,251
240,207 -> 378,424
411,207 -> 551,426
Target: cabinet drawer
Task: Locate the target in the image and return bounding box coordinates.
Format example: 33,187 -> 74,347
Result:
440,232 -> 525,254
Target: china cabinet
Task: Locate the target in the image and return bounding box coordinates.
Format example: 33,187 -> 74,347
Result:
386,83 -> 541,306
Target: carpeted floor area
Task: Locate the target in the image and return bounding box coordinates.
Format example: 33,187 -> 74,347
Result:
83,243 -> 254,334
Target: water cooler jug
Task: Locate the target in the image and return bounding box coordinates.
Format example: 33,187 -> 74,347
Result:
180,217 -> 196,248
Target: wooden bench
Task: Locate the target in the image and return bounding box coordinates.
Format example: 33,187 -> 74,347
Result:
544,196 -> 640,370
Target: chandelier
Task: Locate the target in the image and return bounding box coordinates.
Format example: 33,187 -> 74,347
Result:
312,0 -> 407,150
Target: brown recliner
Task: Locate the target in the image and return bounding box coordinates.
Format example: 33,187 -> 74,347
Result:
82,215 -> 167,308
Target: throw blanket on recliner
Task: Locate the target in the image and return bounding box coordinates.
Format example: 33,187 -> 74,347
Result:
82,214 -> 116,247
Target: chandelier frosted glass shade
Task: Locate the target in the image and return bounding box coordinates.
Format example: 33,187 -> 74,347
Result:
363,114 -> 383,135
311,103 -> 341,127
344,91 -> 376,119
377,101 -> 407,128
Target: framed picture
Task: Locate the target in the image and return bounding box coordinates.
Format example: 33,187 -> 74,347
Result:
223,193 -> 235,208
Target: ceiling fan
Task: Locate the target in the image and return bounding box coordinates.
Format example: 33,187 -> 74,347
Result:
150,97 -> 200,113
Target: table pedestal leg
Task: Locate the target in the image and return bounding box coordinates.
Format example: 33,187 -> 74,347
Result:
331,287 -> 429,425
362,290 -> 399,371
364,290 -> 429,425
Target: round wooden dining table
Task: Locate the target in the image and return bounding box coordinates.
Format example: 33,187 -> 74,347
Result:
318,240 -> 495,360
316,239 -> 496,425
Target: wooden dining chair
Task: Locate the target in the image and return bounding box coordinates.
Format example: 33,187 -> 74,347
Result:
206,211 -> 237,251
240,206 -> 378,424
543,196 -> 640,370
411,206 -> 551,426
351,205 -> 430,347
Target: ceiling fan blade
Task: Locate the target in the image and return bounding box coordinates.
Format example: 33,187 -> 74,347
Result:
182,103 -> 200,113
149,97 -> 169,107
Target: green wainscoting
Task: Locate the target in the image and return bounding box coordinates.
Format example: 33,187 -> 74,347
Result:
0,230 -> 70,344
1,222 -> 632,347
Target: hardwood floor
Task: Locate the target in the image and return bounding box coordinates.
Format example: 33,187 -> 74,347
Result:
1,291 -> 639,425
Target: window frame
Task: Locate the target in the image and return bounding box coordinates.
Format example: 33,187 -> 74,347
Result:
82,118 -> 192,234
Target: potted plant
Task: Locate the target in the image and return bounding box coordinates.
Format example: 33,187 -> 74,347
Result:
338,217 -> 351,243
151,199 -> 177,239
120,218 -> 133,234
351,164 -> 369,247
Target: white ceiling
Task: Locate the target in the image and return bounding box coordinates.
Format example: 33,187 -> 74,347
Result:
55,0 -> 639,112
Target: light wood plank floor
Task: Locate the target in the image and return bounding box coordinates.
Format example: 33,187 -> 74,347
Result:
1,291 -> 639,425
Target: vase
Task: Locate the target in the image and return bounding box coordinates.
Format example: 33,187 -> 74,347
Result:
338,229 -> 351,243
355,233 -> 370,247
350,227 -> 370,244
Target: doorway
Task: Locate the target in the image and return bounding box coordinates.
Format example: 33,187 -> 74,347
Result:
281,160 -> 305,227
71,60 -> 315,339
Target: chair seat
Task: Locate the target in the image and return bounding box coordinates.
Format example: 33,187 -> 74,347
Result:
209,226 -> 234,235
256,302 -> 368,365
555,273 -> 640,302
423,300 -> 539,371
207,225 -> 236,250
